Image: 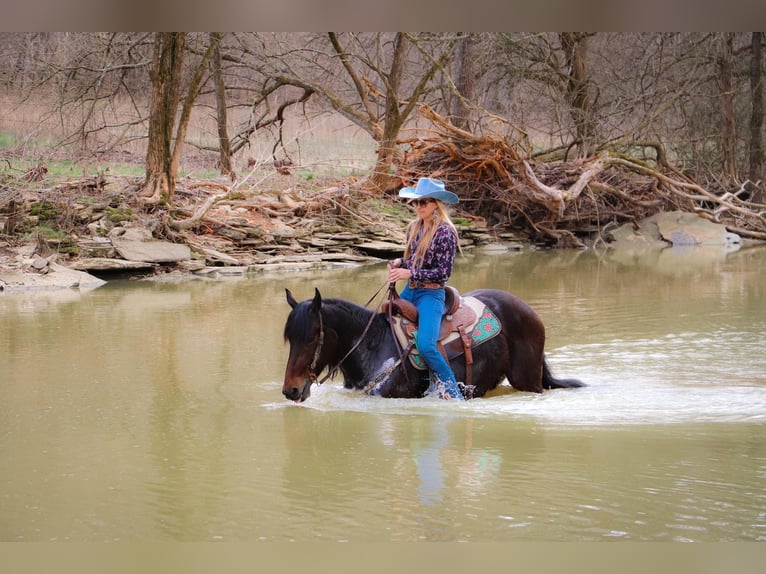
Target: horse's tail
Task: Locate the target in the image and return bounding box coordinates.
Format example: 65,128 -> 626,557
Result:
542,356 -> 586,389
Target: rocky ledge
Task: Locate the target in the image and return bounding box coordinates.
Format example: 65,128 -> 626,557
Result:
1,205 -> 750,293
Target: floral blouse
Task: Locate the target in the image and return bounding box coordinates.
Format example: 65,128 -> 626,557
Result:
403,223 -> 458,285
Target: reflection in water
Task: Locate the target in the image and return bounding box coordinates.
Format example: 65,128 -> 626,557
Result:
2,245 -> 766,541
410,417 -> 502,508
414,420 -> 448,506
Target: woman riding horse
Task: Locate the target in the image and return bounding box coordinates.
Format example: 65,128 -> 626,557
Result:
282,287 -> 586,403
387,177 -> 464,400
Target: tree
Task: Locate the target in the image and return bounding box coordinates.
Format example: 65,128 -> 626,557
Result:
233,32 -> 457,192
558,33 -> 598,158
330,32 -> 460,190
139,32 -> 220,204
749,32 -> 763,202
210,32 -> 233,178
482,32 -> 605,157
718,32 -> 737,185
449,33 -> 476,131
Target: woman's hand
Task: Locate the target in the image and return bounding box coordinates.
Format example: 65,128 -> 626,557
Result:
387,262 -> 410,284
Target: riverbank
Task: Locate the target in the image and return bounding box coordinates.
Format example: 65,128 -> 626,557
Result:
0,170 -> 528,291
3,168 -> 759,292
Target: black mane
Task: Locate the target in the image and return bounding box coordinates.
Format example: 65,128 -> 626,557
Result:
284,296 -> 383,344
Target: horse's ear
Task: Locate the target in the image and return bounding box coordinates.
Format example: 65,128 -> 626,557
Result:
286,288 -> 299,309
312,288 -> 322,312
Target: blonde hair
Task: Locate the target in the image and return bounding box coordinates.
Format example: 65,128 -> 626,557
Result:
403,201 -> 460,270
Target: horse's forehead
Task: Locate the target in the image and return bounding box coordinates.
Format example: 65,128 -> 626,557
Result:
285,300 -> 320,339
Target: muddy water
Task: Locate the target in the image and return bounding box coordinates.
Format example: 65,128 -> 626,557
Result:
1,245 -> 765,541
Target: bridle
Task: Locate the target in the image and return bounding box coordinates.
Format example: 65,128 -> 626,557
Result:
306,309 -> 325,385
306,281 -> 393,387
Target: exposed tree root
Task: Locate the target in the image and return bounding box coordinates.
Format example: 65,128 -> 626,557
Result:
395,108 -> 766,246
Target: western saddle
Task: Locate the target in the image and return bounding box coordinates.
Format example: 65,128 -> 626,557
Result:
381,285 -> 480,389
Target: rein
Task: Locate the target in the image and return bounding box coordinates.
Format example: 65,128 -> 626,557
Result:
385,283 -> 412,388
307,310 -> 324,384
311,280 -> 391,386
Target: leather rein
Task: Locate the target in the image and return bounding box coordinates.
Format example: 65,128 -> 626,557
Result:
308,281 -> 397,387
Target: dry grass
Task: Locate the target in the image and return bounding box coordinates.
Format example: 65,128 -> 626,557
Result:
0,93 -> 378,181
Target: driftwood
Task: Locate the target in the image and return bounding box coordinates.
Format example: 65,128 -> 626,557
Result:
396,107 -> 766,246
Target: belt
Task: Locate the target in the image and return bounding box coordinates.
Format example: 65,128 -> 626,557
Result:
408,280 -> 444,289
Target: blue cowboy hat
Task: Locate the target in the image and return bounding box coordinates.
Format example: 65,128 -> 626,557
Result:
398,177 -> 459,205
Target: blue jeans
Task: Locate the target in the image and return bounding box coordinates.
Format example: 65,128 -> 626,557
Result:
400,285 -> 463,400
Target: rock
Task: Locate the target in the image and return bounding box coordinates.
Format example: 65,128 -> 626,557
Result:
195,266 -> 251,276
648,211 -> 740,246
477,242 -> 524,253
313,231 -> 358,243
77,237 -> 115,258
0,261 -> 105,291
300,237 -> 343,249
110,226 -> 191,263
607,211 -> 740,249
354,240 -> 404,257
192,245 -> 240,265
176,259 -> 207,272
607,221 -> 668,249
68,258 -> 157,272
31,256 -> 49,271
217,228 -> 247,241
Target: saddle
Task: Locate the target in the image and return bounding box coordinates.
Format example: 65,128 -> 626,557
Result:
381,286 -> 502,388
381,285 -> 462,326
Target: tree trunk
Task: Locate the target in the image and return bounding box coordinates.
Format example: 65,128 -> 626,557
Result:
169,38 -> 219,199
369,33 -> 408,192
749,32 -> 764,202
559,32 -> 596,158
211,32 -> 233,178
718,32 -> 737,185
139,32 -> 186,205
450,33 -> 475,131
6,199 -> 18,234
140,33 -> 220,205
322,33 -> 457,192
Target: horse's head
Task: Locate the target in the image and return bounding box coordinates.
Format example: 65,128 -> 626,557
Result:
282,288 -> 331,402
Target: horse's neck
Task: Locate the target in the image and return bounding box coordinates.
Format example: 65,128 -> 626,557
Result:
324,301 -> 393,385
324,300 -> 377,355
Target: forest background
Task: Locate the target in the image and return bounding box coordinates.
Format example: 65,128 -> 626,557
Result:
0,32 -> 764,258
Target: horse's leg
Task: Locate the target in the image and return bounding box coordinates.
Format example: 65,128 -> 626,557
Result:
505,322 -> 545,393
371,364 -> 427,398
478,290 -> 546,394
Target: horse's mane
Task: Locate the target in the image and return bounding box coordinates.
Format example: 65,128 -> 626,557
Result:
322,297 -> 373,323
284,296 -> 379,344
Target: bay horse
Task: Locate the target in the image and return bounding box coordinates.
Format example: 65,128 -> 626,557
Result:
282,287 -> 585,402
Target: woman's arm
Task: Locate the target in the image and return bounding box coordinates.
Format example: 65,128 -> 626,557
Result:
409,226 -> 457,284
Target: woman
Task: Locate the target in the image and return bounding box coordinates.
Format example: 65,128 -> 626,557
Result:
387,177 -> 464,400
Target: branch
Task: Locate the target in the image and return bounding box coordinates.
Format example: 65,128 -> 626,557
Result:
328,33 -> 377,123
166,191 -> 228,231
520,157 -> 605,217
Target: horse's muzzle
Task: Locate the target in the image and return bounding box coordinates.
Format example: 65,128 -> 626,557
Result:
283,380 -> 312,402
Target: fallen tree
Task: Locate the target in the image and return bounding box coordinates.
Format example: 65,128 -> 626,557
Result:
393,105 -> 766,247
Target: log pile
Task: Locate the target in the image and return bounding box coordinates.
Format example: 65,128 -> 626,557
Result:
394,105 -> 766,247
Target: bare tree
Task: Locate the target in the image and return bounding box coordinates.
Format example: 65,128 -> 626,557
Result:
482,32 -> 604,156
449,33 -> 476,131
718,32 -> 738,184
139,32 -> 220,204
749,32 -> 763,202
231,32 -> 457,192
12,33 -> 153,155
5,31 -> 761,202
210,32 -> 233,178
558,33 -> 598,158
